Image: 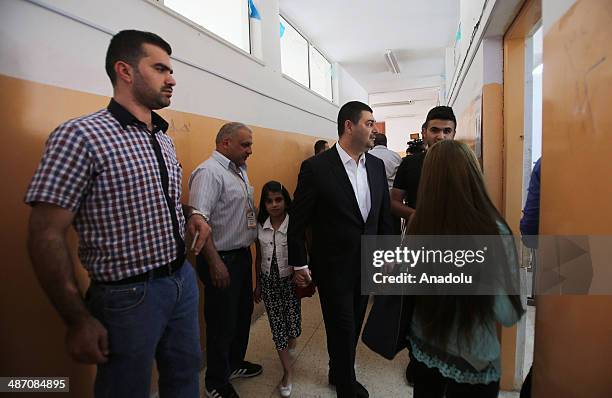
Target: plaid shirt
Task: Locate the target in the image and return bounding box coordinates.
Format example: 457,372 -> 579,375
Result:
25,99 -> 186,282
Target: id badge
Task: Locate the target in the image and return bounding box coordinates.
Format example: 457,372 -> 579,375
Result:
247,209 -> 257,229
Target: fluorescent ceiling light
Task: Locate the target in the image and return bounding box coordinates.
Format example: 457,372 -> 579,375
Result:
384,50 -> 401,74
371,100 -> 414,107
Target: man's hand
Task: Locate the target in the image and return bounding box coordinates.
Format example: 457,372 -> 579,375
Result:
390,188 -> 415,220
293,268 -> 312,287
210,261 -> 230,289
186,214 -> 211,255
66,315 -> 109,364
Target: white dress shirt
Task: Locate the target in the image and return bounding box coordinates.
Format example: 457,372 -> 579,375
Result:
336,143 -> 371,222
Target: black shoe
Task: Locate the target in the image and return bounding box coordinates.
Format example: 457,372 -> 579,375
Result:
229,361 -> 263,380
328,375 -> 368,398
205,383 -> 239,398
355,381 -> 369,398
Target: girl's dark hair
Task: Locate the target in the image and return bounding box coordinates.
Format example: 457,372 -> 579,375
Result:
257,181 -> 292,225
408,140 -> 524,348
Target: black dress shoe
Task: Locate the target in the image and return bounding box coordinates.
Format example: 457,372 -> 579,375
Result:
355,381 -> 369,398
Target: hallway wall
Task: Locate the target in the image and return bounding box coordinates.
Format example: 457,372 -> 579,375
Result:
0,73 -> 320,397
0,1 -> 366,395
447,1 -> 524,389
534,0 -> 612,397
0,0 -> 368,140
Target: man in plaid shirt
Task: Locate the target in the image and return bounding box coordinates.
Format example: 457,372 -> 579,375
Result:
25,30 -> 210,397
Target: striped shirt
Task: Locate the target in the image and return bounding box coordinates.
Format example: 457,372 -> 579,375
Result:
188,151 -> 257,251
24,99 -> 185,282
368,145 -> 402,190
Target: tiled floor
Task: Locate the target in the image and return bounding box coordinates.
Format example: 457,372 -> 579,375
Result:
202,294 -> 525,397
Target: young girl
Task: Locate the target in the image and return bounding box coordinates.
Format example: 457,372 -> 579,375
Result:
253,181 -> 301,397
406,140 -> 525,398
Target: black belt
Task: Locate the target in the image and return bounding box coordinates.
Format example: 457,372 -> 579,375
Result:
99,260 -> 185,286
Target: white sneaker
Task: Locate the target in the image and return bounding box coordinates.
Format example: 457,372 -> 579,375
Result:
279,382 -> 292,397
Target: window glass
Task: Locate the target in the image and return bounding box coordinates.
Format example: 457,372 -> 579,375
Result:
164,0 -> 250,53
280,16 -> 309,88
309,45 -> 333,100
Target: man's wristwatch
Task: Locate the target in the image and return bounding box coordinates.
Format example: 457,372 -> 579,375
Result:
188,209 -> 209,223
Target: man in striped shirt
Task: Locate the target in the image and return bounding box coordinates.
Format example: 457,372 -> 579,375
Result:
25,30 -> 210,397
189,122 -> 262,398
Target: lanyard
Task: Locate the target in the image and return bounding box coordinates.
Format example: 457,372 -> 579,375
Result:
230,165 -> 254,211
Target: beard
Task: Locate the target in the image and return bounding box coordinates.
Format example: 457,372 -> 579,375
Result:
132,70 -> 170,110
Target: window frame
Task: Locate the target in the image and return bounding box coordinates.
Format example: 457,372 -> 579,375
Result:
308,44 -> 334,101
280,14 -> 334,102
149,0 -> 261,64
279,15 -> 311,89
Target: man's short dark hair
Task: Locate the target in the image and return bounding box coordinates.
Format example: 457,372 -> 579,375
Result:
105,30 -> 172,85
337,101 -> 373,137
314,140 -> 328,155
373,133 -> 387,147
424,106 -> 456,129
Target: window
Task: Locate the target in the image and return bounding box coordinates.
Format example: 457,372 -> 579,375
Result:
280,16 -> 333,101
279,16 -> 309,87
163,0 -> 251,53
309,45 -> 333,100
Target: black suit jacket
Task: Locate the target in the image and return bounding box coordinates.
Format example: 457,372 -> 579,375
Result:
288,144 -> 393,293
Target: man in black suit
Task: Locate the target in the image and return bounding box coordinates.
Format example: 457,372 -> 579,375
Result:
289,101 -> 393,398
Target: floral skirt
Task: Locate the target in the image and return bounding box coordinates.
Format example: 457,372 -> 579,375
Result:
261,255 -> 301,351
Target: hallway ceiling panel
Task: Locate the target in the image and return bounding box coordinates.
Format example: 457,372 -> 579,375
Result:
279,0 -> 460,93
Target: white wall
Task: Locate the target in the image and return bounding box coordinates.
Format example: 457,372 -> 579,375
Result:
370,88 -> 440,153
446,0 -> 498,105
384,117 -> 424,153
337,65 -> 368,107
451,44 -> 483,127
0,0 -> 366,140
458,0 -> 487,63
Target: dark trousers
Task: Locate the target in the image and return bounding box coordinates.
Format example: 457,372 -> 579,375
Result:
411,359 -> 500,398
319,280 -> 369,398
197,248 -> 254,390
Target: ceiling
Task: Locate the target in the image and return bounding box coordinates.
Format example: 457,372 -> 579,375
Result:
279,0 -> 460,94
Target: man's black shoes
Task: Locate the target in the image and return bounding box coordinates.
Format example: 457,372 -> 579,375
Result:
229,361 -> 263,380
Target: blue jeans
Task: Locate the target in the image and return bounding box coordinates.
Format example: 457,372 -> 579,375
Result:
86,262 -> 201,398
